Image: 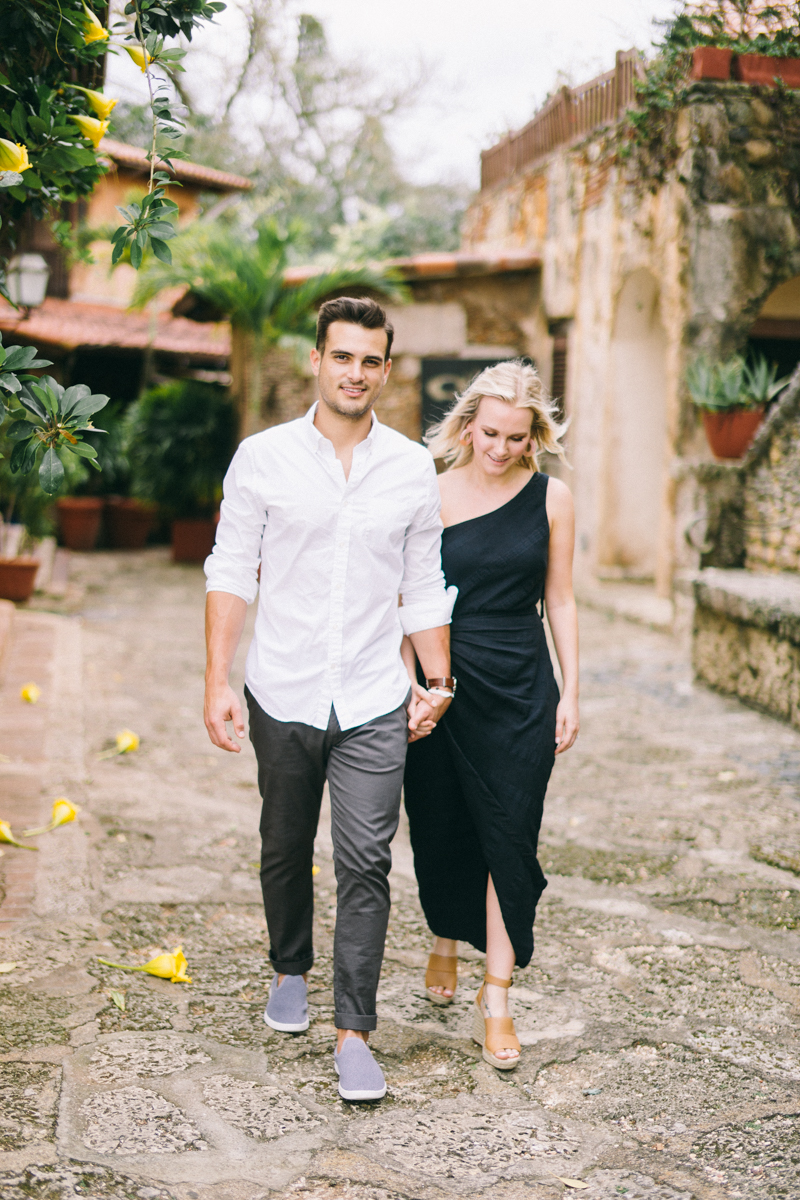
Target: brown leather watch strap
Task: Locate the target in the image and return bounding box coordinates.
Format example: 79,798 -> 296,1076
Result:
426,677 -> 456,689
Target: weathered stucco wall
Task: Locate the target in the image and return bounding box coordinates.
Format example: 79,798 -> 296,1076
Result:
462,82 -> 800,595
744,390 -> 800,572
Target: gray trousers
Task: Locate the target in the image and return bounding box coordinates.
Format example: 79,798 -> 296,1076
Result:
246,688 -> 409,1031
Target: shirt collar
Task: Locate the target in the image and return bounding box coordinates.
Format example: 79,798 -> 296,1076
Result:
304,401 -> 380,455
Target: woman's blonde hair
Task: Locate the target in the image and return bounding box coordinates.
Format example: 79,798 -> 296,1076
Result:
425,358 -> 567,471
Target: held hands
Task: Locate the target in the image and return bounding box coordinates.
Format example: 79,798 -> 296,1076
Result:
555,693 -> 579,755
407,680 -> 452,743
204,680 -> 246,752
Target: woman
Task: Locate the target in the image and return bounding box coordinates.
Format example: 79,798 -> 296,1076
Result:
402,359 -> 579,1070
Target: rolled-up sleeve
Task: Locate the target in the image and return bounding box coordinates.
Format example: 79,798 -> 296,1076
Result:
204,442 -> 265,603
399,458 -> 457,635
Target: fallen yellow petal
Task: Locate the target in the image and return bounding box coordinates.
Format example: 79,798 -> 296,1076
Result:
116,729 -> 139,753
0,962 -> 18,973
98,945 -> 191,984
312,864 -> 320,876
23,797 -> 81,837
20,683 -> 41,704
553,1181 -> 590,1191
0,820 -> 37,850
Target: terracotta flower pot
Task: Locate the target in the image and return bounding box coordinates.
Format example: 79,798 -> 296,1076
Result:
734,55 -> 800,88
702,406 -> 764,459
56,497 -> 104,551
691,47 -> 733,81
0,557 -> 40,602
106,498 -> 157,550
171,518 -> 217,564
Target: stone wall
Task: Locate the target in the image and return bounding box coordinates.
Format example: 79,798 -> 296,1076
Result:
743,382 -> 800,572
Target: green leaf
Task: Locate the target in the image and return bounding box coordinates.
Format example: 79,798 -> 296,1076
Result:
3,345 -> 40,371
9,437 -> 37,475
111,239 -> 128,266
21,170 -> 43,190
69,392 -> 110,419
18,391 -> 46,420
60,384 -> 92,417
0,171 -> 23,190
6,419 -> 37,441
0,397 -> 5,424
0,71 -> 9,87
68,440 -> 98,459
130,240 -> 143,270
149,237 -> 173,264
11,101 -> 27,138
39,447 -> 64,494
31,384 -> 58,416
0,372 -> 21,393
147,221 -> 177,240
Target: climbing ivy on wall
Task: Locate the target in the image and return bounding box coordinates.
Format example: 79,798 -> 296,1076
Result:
623,1 -> 800,184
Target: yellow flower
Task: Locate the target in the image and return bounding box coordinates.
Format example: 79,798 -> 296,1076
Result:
23,798 -> 81,838
69,87 -> 118,121
125,45 -> 153,72
69,115 -> 109,149
98,946 -> 191,983
0,140 -> 31,173
20,681 -> 40,703
0,820 -> 37,850
116,729 -> 140,753
80,2 -> 109,44
312,864 -> 320,876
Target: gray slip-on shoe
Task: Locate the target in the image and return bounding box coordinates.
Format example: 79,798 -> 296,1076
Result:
334,1037 -> 386,1101
263,974 -> 309,1032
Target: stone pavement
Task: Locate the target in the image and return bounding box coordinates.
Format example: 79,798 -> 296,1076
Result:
2,549 -> 800,1200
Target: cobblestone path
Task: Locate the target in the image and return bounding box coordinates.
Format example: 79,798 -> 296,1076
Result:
1,549 -> 800,1200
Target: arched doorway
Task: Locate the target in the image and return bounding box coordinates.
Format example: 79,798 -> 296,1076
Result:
599,269 -> 668,581
748,275 -> 800,380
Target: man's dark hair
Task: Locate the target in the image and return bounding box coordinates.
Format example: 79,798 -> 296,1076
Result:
315,296 -> 394,359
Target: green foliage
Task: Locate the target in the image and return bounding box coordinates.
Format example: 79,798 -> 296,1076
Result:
686,351 -> 791,409
75,402 -> 133,496
131,217 -> 407,340
623,2 -> 800,183
0,333 -> 109,494
0,0 -> 109,283
111,172 -> 179,268
125,380 -> 237,518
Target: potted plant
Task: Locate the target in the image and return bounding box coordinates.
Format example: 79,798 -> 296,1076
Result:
126,379 -> 238,563
74,401 -> 157,550
687,353 -> 790,459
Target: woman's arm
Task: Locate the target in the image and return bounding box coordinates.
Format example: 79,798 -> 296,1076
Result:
544,477 -> 579,755
401,634 -> 440,742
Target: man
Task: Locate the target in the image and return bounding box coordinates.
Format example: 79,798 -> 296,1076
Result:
204,296 -> 455,1102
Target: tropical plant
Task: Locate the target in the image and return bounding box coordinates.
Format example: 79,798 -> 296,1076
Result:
0,332 -> 109,493
131,218 -> 407,436
686,351 -> 791,410
125,380 -> 237,518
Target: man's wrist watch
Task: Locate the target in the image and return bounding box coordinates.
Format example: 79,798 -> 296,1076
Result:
426,677 -> 456,697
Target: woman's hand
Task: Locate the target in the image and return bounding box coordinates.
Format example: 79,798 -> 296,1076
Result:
555,693 -> 579,755
407,680 -> 439,742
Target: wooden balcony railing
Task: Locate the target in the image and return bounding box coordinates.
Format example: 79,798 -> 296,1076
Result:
480,49 -> 644,191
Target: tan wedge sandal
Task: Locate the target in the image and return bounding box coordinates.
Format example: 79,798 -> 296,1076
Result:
425,953 -> 458,1005
472,973 -> 521,1070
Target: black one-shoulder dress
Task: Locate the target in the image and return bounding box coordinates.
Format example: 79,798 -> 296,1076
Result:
404,471 -> 559,968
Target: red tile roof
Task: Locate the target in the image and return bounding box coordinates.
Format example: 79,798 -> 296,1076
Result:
0,297 -> 230,360
99,139 -> 252,194
282,250 -> 541,286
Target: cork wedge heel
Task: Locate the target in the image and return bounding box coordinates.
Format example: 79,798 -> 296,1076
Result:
471,973 -> 521,1070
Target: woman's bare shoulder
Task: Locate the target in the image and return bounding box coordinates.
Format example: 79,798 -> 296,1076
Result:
545,475 -> 574,515
437,466 -> 468,498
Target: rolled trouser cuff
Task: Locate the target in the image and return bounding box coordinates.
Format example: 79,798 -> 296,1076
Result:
335,1010 -> 377,1032
270,954 -> 313,975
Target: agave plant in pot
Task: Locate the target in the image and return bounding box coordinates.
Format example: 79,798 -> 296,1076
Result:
126,379 -> 238,563
687,354 -> 790,459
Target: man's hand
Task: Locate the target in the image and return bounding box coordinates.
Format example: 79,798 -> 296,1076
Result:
204,680 -> 246,752
407,681 -> 452,743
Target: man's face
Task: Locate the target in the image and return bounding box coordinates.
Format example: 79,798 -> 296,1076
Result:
310,321 -> 391,420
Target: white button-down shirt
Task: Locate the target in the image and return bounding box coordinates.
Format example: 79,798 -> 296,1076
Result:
205,404 -> 456,731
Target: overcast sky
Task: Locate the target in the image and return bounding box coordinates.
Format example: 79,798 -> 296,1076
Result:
107,0 -> 680,188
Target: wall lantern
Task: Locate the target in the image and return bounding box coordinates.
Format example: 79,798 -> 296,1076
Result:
6,253 -> 50,315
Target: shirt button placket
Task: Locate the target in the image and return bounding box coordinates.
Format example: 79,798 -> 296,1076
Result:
327,496 -> 350,718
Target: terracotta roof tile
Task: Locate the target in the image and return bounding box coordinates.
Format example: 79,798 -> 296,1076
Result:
282,251 -> 541,286
0,297 -> 230,360
99,139 -> 252,193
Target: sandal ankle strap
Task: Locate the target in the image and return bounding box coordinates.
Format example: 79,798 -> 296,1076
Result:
484,973 -> 512,988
